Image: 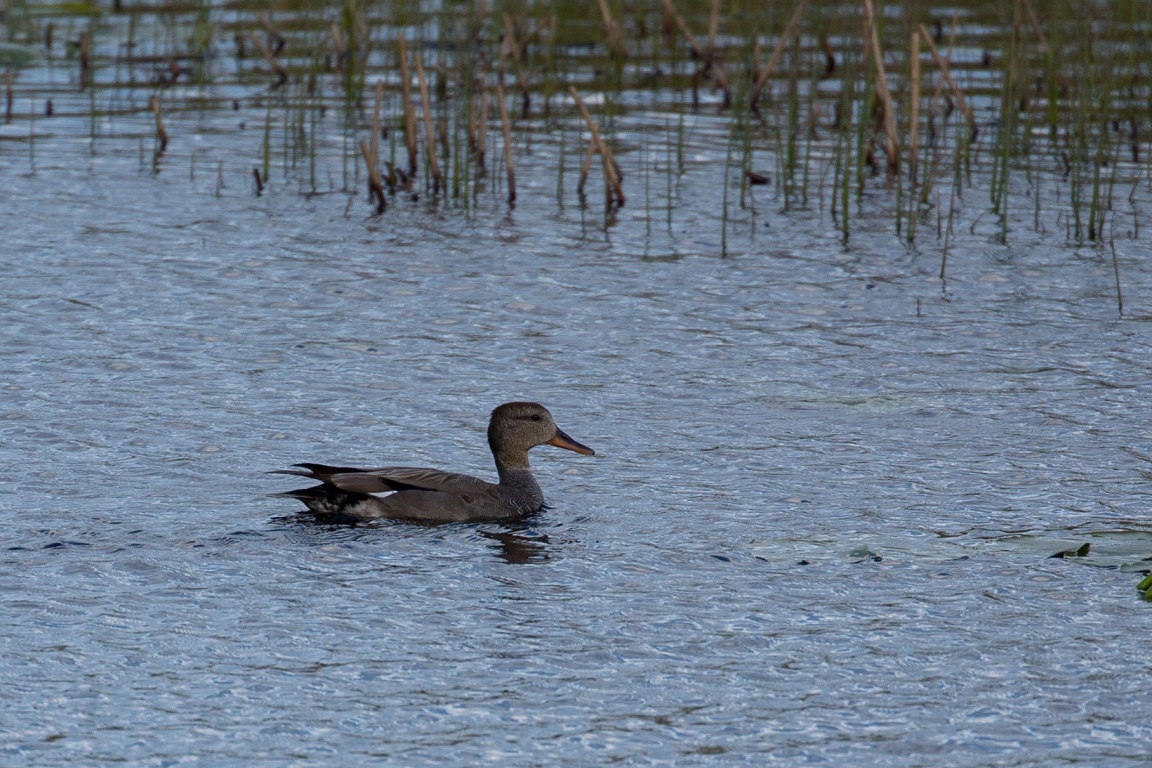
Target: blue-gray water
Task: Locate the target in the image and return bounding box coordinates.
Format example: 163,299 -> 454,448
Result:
4,21 -> 1152,766
5,162 -> 1152,765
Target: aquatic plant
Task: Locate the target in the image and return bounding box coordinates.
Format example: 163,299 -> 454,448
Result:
0,0 -> 1146,260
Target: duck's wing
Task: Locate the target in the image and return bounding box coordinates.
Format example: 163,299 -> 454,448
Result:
274,462 -> 493,496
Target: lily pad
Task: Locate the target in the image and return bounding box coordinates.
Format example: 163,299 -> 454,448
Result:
749,529 -> 1152,571
1049,542 -> 1091,559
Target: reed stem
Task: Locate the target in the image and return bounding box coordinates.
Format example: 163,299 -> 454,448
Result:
150,94 -> 167,153
862,0 -> 898,175
397,35 -> 418,178
569,85 -> 625,207
919,23 -> 976,141
496,78 -> 516,204
751,0 -> 809,111
414,54 -> 441,195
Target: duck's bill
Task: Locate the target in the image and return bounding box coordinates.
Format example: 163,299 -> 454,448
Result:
549,429 -> 595,456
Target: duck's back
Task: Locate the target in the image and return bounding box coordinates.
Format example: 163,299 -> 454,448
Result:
278,464 -> 541,522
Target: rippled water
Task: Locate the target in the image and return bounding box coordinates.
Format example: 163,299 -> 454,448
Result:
5,156 -> 1152,764
5,15 -> 1152,767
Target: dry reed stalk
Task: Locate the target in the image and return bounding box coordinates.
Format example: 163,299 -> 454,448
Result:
396,36 -> 418,178
750,0 -> 810,110
578,143 -> 624,197
468,83 -> 479,151
501,15 -> 532,116
256,14 -> 286,54
437,115 -> 450,168
609,152 -> 623,185
568,86 -> 625,206
78,31 -> 90,90
472,81 -> 489,169
150,94 -> 168,152
577,140 -> 597,194
918,23 -> 975,138
530,16 -> 552,47
909,30 -> 921,184
330,23 -> 346,66
248,31 -> 288,87
596,0 -> 628,59
660,2 -> 675,50
1020,0 -> 1050,56
862,0 -> 899,175
703,0 -> 731,103
342,6 -> 373,75
495,79 -> 516,204
819,34 -> 836,73
707,0 -> 720,55
660,0 -> 703,56
163,56 -> 184,86
351,11 -> 369,51
659,0 -> 729,105
709,60 -> 731,107
370,79 -> 384,168
359,140 -> 387,212
413,54 -> 442,194
474,1 -> 490,38
929,15 -> 957,115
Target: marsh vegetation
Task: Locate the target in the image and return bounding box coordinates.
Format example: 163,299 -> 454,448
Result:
2,0 -> 1148,270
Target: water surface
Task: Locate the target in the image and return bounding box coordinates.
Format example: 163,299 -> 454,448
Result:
3,3 -> 1152,765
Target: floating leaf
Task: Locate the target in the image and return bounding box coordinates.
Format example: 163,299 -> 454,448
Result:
1049,542 -> 1091,559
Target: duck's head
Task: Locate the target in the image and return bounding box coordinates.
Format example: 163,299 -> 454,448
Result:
487,402 -> 595,458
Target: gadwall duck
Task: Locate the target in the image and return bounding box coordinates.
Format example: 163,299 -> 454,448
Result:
274,402 -> 594,522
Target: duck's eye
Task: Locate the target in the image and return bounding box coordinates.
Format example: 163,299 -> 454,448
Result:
530,414 -> 542,422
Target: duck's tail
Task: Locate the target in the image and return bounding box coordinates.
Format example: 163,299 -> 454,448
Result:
271,483 -> 371,521
269,463 -> 364,482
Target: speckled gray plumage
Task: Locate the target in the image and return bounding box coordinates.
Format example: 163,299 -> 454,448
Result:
274,402 -> 594,522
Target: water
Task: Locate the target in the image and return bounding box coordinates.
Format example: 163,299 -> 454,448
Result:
4,160 -> 1152,764
4,6 -> 1152,766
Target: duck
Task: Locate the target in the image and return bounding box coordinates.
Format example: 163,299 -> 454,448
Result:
273,402 -> 595,522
